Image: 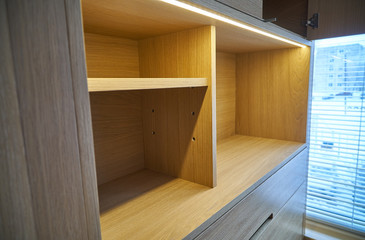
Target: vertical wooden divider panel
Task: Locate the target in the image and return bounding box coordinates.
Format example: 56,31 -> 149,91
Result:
236,47 -> 310,142
3,0 -> 101,238
84,33 -> 145,185
217,52 -> 236,142
139,26 -> 216,187
0,0 -> 37,237
64,0 -> 101,238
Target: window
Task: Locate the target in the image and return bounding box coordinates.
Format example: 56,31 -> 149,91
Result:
307,34 -> 365,235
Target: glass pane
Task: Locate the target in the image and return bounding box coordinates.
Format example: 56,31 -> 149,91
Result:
306,33 -> 365,234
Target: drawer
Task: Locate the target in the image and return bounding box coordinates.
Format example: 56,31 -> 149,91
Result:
251,182 -> 307,240
195,148 -> 308,240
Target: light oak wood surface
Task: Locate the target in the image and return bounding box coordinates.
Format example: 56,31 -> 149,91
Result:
187,0 -> 311,49
307,0 -> 365,40
84,33 -> 139,78
216,52 -> 236,142
88,78 -> 208,91
139,26 -> 216,187
90,91 -> 145,185
98,135 -> 305,240
3,0 -> 100,238
236,47 -> 310,142
82,0 -> 310,53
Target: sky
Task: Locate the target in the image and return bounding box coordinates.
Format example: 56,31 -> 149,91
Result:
315,33 -> 365,48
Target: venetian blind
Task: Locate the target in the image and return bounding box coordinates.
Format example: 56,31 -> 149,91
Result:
306,34 -> 365,235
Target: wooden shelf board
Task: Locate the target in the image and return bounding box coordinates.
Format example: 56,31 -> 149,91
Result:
98,135 -> 306,240
88,78 -> 208,92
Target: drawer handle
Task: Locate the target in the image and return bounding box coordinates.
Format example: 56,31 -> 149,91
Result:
249,213 -> 274,240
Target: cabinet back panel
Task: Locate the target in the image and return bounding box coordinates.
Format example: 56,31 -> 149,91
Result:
217,52 -> 236,142
84,33 -> 139,78
90,91 -> 145,185
236,47 -> 310,142
139,26 -> 216,187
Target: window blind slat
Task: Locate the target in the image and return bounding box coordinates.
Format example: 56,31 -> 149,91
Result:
306,34 -> 365,235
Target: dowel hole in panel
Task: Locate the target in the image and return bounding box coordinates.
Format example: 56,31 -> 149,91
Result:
152,131 -> 156,135
192,137 -> 196,141
152,109 -> 155,112
191,111 -> 195,116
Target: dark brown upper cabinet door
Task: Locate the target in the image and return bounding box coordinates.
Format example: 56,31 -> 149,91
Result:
263,0 -> 308,37
307,0 -> 365,40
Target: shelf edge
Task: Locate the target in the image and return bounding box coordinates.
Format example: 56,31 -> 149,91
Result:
88,78 -> 208,92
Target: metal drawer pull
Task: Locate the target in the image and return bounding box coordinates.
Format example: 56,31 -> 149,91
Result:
249,213 -> 274,240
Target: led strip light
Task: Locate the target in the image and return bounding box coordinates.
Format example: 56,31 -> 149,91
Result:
160,0 -> 307,48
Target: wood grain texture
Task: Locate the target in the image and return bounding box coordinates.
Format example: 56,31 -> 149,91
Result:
139,26 -> 216,187
252,183 -> 306,240
216,52 -> 236,142
216,0 -> 262,18
0,0 -> 37,238
236,47 -> 310,142
307,0 -> 365,40
82,0 -> 310,53
88,78 -> 208,91
64,0 -> 101,238
187,0 -> 311,49
98,135 -> 305,240
5,0 -> 92,238
196,148 -> 307,240
263,0 -> 308,37
84,33 -> 139,78
90,91 -> 145,185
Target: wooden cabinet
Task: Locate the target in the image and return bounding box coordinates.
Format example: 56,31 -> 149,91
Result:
251,183 -> 307,240
194,149 -> 307,239
1,0 -> 312,239
80,1 -> 310,239
198,0 -> 365,39
215,0 -> 263,19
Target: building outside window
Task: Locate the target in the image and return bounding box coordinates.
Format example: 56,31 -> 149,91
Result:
306,34 -> 365,235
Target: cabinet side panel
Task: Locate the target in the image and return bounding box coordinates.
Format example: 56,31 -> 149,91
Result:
0,0 -> 37,238
236,47 -> 310,142
84,33 -> 140,78
217,52 -> 236,142
139,26 -> 216,187
64,0 -> 101,238
5,0 -> 91,238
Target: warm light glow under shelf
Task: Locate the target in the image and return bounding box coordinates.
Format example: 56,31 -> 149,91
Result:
160,0 -> 307,48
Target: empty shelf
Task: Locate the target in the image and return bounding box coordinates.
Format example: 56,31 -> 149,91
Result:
98,135 -> 306,240
88,78 -> 208,92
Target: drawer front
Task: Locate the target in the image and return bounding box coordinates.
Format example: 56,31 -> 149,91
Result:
251,182 -> 306,240
196,148 -> 308,240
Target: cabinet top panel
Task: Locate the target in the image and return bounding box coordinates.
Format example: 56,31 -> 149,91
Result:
82,0 -> 310,53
